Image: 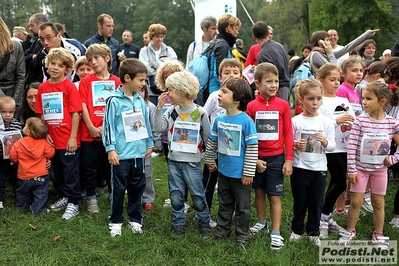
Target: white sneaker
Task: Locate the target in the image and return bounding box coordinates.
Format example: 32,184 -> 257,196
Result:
129,222 -> 143,234
50,197 -> 68,211
250,222 -> 268,233
0,201 -> 3,209
87,196 -> 100,213
362,193 -> 373,213
389,217 -> 399,229
61,203 -> 79,220
209,219 -> 217,228
151,151 -> 160,158
338,229 -> 356,246
270,234 -> 284,250
184,202 -> 190,214
109,223 -> 122,237
372,233 -> 389,250
163,198 -> 171,207
319,221 -> 329,239
289,232 -> 303,242
308,236 -> 321,247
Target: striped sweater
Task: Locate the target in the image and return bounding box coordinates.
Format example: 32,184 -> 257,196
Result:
347,113 -> 399,174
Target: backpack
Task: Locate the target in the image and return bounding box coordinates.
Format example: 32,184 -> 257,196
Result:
289,52 -> 316,90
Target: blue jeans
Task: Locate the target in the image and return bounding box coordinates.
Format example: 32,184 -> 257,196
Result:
168,161 -> 210,226
16,175 -> 49,215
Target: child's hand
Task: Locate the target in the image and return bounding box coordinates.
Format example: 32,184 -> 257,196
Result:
347,173 -> 358,184
336,114 -> 354,125
46,133 -> 54,146
145,147 -> 154,159
46,159 -> 52,170
384,156 -> 392,168
314,133 -> 327,148
67,138 -> 77,152
282,160 -> 292,177
89,126 -> 102,138
207,162 -> 217,172
157,92 -> 170,109
108,150 -> 120,166
296,139 -> 306,151
256,159 -> 267,173
241,175 -> 253,185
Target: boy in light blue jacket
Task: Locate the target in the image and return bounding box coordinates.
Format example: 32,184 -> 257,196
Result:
103,59 -> 154,237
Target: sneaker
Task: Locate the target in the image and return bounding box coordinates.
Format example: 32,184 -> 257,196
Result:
270,234 -> 284,250
344,200 -> 351,209
164,198 -> 171,207
129,221 -> 143,234
87,196 -> 100,213
36,208 -> 50,215
388,169 -> 395,181
236,239 -> 249,249
109,223 -> 122,237
0,201 -> 3,209
61,203 -> 79,220
209,219 -> 217,228
173,225 -> 185,236
362,193 -> 373,213
389,217 -> 399,229
308,236 -> 321,247
323,214 -> 344,233
151,151 -> 160,158
338,229 -> 356,246
95,187 -> 105,196
50,197 -> 68,211
333,208 -> 348,217
199,222 -> 212,238
250,222 -> 268,234
289,232 -> 303,242
184,202 -> 190,214
80,190 -> 87,198
319,221 -> 329,239
371,232 -> 389,250
214,234 -> 228,242
143,202 -> 154,211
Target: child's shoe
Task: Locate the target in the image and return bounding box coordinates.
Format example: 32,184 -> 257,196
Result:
289,231 -> 303,242
209,219 -> 217,228
199,222 -> 212,238
109,223 -> 122,237
87,196 -> 100,213
333,208 -> 348,217
270,234 -> 284,250
308,235 -> 321,247
322,213 -> 344,233
173,225 -> 185,236
389,217 -> 399,229
338,229 -> 356,246
62,203 -> 79,220
362,193 -> 373,213
0,201 -> 3,209
50,197 -> 68,211
319,220 -> 329,239
250,222 -> 268,234
129,222 -> 143,234
163,198 -> 171,207
371,232 -> 389,250
184,202 -> 190,214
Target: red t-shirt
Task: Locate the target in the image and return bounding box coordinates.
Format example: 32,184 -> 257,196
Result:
35,79 -> 82,150
245,44 -> 261,68
78,74 -> 121,142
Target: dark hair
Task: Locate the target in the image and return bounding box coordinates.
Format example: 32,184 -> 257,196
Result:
254,62 -> 278,82
385,57 -> 399,85
310,31 -> 329,48
340,57 -> 364,74
32,13 -> 48,24
252,21 -> 269,39
302,45 -> 312,52
358,39 -> 377,57
19,82 -> 41,125
365,61 -> 388,78
54,23 -> 64,33
364,81 -> 399,107
140,84 -> 149,102
221,78 -> 253,111
119,58 -> 147,83
38,22 -> 58,35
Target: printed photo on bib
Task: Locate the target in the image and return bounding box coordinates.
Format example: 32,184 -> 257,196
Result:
360,133 -> 390,164
92,80 -> 117,107
255,111 -> 279,140
1,131 -> 22,159
299,129 -> 323,162
351,103 -> 362,117
170,121 -> 200,153
122,110 -> 148,142
42,92 -> 63,120
217,121 -> 241,156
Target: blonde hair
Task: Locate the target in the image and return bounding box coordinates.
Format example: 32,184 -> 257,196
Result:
75,56 -> 90,71
85,43 -> 112,70
26,117 -> 48,139
148,24 -> 167,39
45,48 -> 75,75
0,96 -> 16,109
217,14 -> 241,33
295,79 -> 323,108
0,17 -> 15,56
165,70 -> 199,101
316,64 -> 340,79
155,60 -> 185,90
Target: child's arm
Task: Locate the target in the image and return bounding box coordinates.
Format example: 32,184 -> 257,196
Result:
154,95 -> 170,133
44,141 -> 56,159
81,103 -> 101,138
282,103 -> 294,177
347,119 -> 361,183
9,141 -> 18,164
242,143 -> 258,185
102,99 -> 120,166
204,138 -> 218,172
385,126 -> 399,167
142,101 -> 154,158
66,112 -> 80,152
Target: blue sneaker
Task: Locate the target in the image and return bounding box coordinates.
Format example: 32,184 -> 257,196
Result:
62,203 -> 79,220
250,222 -> 269,234
50,197 -> 68,211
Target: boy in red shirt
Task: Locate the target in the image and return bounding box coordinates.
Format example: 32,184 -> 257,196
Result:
246,62 -> 294,249
79,44 -> 121,212
35,48 -> 82,220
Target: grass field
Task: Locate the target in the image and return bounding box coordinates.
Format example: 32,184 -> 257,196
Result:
0,155 -> 398,265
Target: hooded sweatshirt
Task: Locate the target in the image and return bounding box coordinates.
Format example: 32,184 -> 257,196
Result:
9,136 -> 55,180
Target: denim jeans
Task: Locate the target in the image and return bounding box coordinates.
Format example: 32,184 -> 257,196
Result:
168,161 -> 210,226
16,175 -> 49,215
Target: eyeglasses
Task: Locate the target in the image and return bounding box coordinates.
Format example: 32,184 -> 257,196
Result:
39,35 -> 56,44
27,95 -> 37,100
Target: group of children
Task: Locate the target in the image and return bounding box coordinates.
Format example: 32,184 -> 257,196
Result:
1,42 -> 399,251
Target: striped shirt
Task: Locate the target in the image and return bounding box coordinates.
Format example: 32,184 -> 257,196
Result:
1,118 -> 22,156
347,113 -> 399,173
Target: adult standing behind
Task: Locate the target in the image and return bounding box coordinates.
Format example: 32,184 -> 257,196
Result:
84,14 -> 121,76
253,21 -> 290,102
24,13 -> 48,85
19,82 -> 40,126
328,29 -> 348,65
357,39 -> 377,67
38,22 -> 86,82
139,23 -> 177,105
185,15 -> 217,68
232,39 -> 247,69
12,26 -> 28,43
143,31 -> 150,47
245,26 -> 272,68
119,30 -> 140,60
0,18 -> 26,107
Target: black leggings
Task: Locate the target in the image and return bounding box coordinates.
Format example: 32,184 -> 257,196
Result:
322,153 -> 347,215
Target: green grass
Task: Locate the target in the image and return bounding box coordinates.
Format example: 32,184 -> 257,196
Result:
0,155 -> 398,265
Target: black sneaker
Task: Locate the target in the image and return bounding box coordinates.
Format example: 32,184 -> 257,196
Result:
214,234 -> 228,242
173,225 -> 185,236
199,222 -> 212,238
236,240 -> 249,249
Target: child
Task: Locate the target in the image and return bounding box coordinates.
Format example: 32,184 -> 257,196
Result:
35,48 -> 82,220
74,56 -> 93,89
317,64 -> 355,238
339,81 -> 399,247
138,84 -> 162,211
103,58 -> 154,237
79,44 -> 122,212
154,70 -> 211,237
203,58 -> 243,228
9,117 -> 55,215
0,96 -> 22,208
355,61 -> 388,99
290,79 -> 335,246
246,63 -> 293,250
204,78 -> 258,248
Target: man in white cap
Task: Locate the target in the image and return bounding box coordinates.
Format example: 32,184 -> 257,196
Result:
12,26 -> 28,42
